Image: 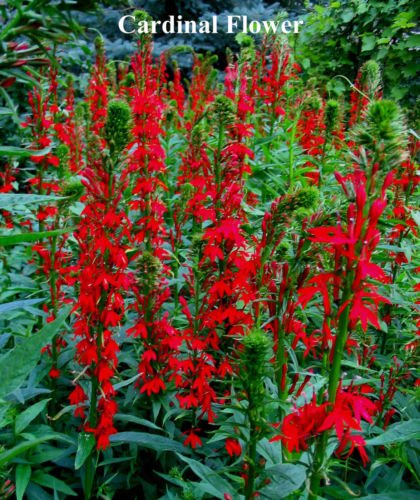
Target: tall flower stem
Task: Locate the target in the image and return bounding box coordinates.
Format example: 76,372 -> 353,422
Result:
309,274 -> 353,498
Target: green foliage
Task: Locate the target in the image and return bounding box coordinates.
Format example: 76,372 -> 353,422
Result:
0,305 -> 71,399
298,0 -> 420,109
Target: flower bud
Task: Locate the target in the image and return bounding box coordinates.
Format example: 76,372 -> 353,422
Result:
360,60 -> 381,100
241,329 -> 271,377
136,251 -> 162,290
58,178 -> 84,210
105,99 -> 132,159
133,10 -> 153,43
354,99 -> 408,169
325,99 -> 340,137
212,95 -> 235,128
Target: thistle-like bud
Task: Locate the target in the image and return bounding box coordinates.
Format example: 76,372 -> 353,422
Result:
240,330 -> 271,432
94,36 -> 105,58
66,74 -> 74,88
353,99 -> 408,169
63,178 -> 84,198
304,93 -> 323,113
274,240 -> 290,260
105,99 -> 132,159
133,10 -> 153,43
107,62 -> 117,94
58,178 -> 84,210
236,33 -> 256,64
181,491 -> 195,500
294,207 -> 311,223
269,187 -> 319,243
75,101 -> 88,123
191,233 -> 204,254
56,144 -> 69,168
225,47 -> 233,66
295,186 -> 319,209
136,251 -> 162,290
360,60 -> 381,100
272,186 -> 319,225
168,467 -> 183,480
123,72 -> 135,88
166,45 -> 194,56
236,33 -> 254,48
180,182 -> 193,200
212,95 -> 235,128
191,121 -> 205,147
306,77 -> 318,91
325,99 -> 340,137
241,330 -> 271,378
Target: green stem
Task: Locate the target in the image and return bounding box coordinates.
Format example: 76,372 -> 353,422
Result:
50,233 -> 58,362
288,112 -> 301,189
245,410 -> 258,500
276,323 -> 286,419
84,452 -> 97,500
309,278 -> 352,498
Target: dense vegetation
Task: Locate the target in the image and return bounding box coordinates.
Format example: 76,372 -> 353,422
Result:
0,1 -> 419,499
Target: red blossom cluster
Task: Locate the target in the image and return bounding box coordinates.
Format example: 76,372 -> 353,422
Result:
5,31 -> 417,500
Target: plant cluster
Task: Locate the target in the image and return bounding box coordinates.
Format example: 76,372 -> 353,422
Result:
0,11 -> 419,500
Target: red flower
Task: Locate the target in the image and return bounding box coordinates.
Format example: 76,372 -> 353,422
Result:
225,438 -> 242,457
183,430 -> 203,449
48,367 -> 60,379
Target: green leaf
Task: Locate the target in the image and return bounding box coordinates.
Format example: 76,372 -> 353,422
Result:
366,419 -> 420,446
0,435 -> 69,467
32,472 -> 77,496
113,373 -> 141,390
114,413 -> 162,431
110,432 -> 188,454
0,107 -> 13,116
0,194 -> 63,210
15,464 -> 31,500
362,35 -> 376,52
178,455 -> 236,499
0,146 -> 35,158
359,492 -> 420,500
0,146 -> 51,158
75,432 -> 95,470
405,35 -> 420,48
341,8 -> 355,23
15,399 -> 51,434
260,464 -> 307,498
0,228 -> 70,247
0,305 -> 71,399
0,298 -> 44,314
411,211 -> 420,228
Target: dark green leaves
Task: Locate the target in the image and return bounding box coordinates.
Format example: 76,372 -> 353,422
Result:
367,420 -> 420,446
0,305 -> 71,399
110,432 -> 188,454
0,228 -> 71,247
75,433 -> 96,470
15,399 -> 50,434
